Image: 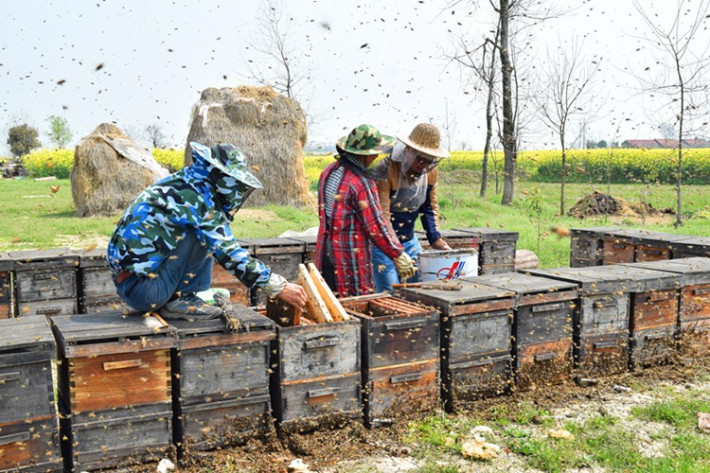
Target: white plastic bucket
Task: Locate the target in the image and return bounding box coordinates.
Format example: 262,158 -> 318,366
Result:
418,248 -> 478,282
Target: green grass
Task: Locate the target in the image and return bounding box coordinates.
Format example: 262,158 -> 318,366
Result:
406,380 -> 710,473
2,176 -> 710,269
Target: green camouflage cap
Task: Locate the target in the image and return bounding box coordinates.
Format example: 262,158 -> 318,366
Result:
336,124 -> 395,156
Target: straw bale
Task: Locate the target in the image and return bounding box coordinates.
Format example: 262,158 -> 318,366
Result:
71,123 -> 154,217
184,85 -> 315,208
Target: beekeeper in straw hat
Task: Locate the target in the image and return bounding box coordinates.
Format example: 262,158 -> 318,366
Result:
371,123 -> 451,292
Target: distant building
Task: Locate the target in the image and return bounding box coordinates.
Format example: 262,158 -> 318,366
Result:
621,138 -> 710,149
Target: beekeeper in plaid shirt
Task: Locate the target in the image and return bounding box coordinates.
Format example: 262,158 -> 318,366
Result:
315,125 -> 416,297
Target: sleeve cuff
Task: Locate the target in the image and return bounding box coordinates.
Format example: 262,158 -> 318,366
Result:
264,273 -> 287,298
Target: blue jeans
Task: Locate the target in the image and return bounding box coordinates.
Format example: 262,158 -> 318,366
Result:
115,230 -> 214,312
372,238 -> 422,293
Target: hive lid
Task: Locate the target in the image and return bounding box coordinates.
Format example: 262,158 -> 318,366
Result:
171,305 -> 275,336
396,279 -> 515,305
0,251 -> 14,271
0,314 -> 55,351
51,312 -> 176,346
466,272 -> 578,296
620,257 -> 710,285
525,265 -> 680,294
10,248 -> 79,269
570,227 -> 623,236
453,227 -> 519,241
237,237 -> 305,249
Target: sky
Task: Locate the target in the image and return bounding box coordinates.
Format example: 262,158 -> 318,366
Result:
1,0 -> 709,154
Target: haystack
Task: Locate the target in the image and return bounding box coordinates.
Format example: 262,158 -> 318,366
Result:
71,123 -> 168,217
184,85 -> 315,208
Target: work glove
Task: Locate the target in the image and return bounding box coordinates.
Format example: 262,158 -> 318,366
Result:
393,251 -> 416,282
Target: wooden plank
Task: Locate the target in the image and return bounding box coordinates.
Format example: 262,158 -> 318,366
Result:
297,264 -> 332,323
307,262 -> 349,321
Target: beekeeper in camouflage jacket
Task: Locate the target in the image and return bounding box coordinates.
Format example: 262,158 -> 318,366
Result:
107,141 -> 307,319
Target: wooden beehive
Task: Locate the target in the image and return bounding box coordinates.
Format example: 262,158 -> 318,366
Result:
239,238 -> 304,305
287,235 -> 318,264
569,227 -> 621,267
340,293 -> 439,426
454,227 -> 518,274
170,307 -> 276,453
468,273 -> 577,390
417,229 -> 479,251
266,312 -> 361,431
51,312 -> 177,472
0,315 -> 61,472
77,247 -> 130,315
210,264 -> 251,306
0,252 -> 14,318
11,249 -> 79,318
671,236 -> 710,258
395,280 -> 515,411
620,257 -> 710,361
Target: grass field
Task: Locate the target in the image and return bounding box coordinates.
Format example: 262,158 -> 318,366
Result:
2,173 -> 710,268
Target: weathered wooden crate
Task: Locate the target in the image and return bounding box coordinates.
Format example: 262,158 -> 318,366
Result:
287,235 -> 318,264
620,257 -> 710,361
0,252 -> 14,319
0,416 -> 62,473
569,227 -> 621,267
51,312 -> 177,472
10,249 -> 79,318
340,293 -> 440,426
671,236 -> 710,258
467,273 -> 576,390
0,315 -> 56,423
211,264 -> 251,306
77,247 -> 130,315
417,229 -> 479,251
600,229 -> 637,265
599,229 -> 694,265
170,307 -> 276,452
454,228 -> 518,274
240,238 -> 304,305
267,313 -> 361,430
395,280 -> 515,411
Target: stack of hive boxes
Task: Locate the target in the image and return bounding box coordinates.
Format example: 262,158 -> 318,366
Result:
12,250 -> 78,317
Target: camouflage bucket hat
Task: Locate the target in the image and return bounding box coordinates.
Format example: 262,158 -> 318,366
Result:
190,141 -> 263,189
336,124 -> 395,156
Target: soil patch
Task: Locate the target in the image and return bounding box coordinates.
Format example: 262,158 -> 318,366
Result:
568,190 -> 674,219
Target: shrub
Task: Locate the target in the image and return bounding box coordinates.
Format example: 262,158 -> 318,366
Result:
153,148 -> 184,172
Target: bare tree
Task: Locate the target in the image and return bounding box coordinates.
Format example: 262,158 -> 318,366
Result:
633,0 -> 710,226
144,124 -> 168,149
536,41 -> 601,215
244,0 -> 308,100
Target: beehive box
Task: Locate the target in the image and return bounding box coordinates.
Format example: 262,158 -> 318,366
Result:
77,248 -> 130,315
11,249 -> 79,318
0,252 -> 14,318
569,227 -> 621,267
395,280 -> 515,411
599,229 -> 693,265
454,228 -> 518,274
671,236 -> 710,258
467,273 -> 576,390
267,313 -> 361,431
417,229 -> 479,251
340,293 -> 439,426
0,315 -> 61,472
170,307 -> 276,452
287,235 -> 318,264
620,257 -> 710,361
527,264 -> 681,372
239,238 -> 304,305
210,264 -> 251,306
51,312 -> 177,472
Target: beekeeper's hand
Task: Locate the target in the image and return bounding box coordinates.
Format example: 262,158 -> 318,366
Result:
265,274 -> 307,308
431,238 -> 452,250
393,251 -> 416,282
277,283 -> 308,308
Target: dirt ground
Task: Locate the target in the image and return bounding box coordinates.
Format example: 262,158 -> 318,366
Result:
128,359 -> 708,473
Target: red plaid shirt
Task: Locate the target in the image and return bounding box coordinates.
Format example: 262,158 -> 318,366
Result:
316,159 -> 403,297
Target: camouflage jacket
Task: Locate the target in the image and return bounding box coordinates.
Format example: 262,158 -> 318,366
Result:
106,155 -> 271,289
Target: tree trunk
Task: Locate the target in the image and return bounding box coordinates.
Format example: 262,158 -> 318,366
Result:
560,135 -> 566,216
676,66 -> 684,227
480,41 -> 497,198
499,0 -> 517,206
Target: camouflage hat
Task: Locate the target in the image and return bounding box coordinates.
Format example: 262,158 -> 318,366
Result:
336,124 -> 395,156
190,141 -> 263,190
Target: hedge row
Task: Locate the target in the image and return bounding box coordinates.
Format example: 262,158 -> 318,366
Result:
14,147 -> 710,185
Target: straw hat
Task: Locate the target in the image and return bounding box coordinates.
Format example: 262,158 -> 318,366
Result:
398,123 -> 449,159
336,124 -> 395,156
